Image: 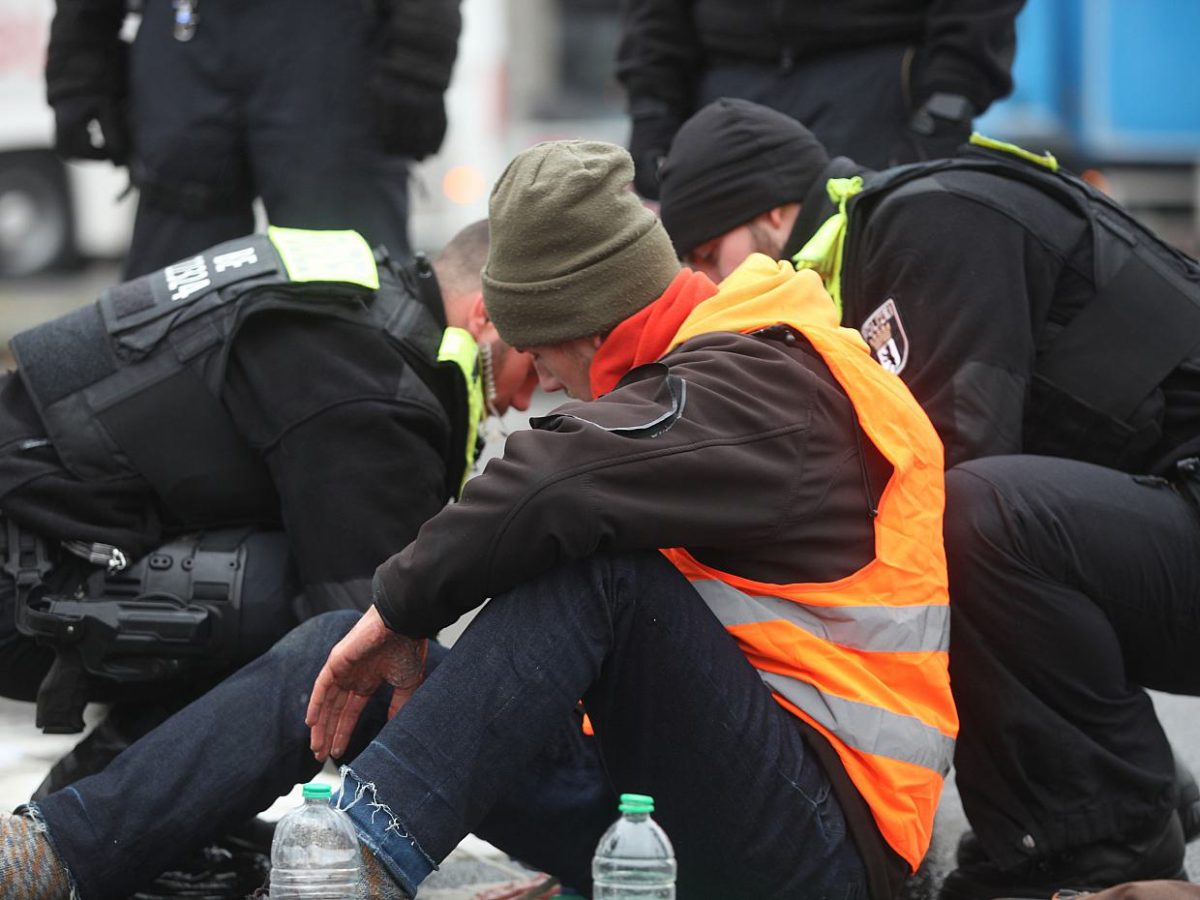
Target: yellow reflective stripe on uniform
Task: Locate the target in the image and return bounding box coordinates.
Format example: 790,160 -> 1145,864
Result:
690,579 -> 949,654
760,671 -> 956,772
437,326 -> 483,494
790,176 -> 863,319
969,132 -> 1059,171
267,226 -> 380,290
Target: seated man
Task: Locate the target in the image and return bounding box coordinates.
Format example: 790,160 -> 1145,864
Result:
2,141 -> 954,899
655,98 -> 1200,895
0,221 -> 536,793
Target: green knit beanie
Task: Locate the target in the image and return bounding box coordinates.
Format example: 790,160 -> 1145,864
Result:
482,141 -> 681,348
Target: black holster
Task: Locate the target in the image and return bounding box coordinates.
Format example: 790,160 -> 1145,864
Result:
10,526 -> 256,734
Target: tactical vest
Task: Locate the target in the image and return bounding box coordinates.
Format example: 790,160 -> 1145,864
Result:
795,135 -> 1200,470
663,258 -> 956,871
11,227 -> 481,527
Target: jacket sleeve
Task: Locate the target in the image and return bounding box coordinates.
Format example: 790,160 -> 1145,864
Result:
370,0 -> 463,159
615,0 -> 702,196
850,190 -> 1044,467
372,356 -> 813,637
616,0 -> 701,120
222,316 -> 453,618
916,0 -> 1024,113
45,0 -> 127,106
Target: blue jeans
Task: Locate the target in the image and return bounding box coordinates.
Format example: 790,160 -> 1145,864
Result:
34,551 -> 867,899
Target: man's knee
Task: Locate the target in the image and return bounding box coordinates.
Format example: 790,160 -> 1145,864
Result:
943,463 -> 1015,569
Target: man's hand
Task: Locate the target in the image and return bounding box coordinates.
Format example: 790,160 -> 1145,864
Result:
305,606 -> 428,761
52,96 -> 130,164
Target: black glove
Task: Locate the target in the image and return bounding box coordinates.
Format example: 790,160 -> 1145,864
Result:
891,92 -> 976,165
52,95 -> 130,165
369,80 -> 448,160
628,111 -> 680,200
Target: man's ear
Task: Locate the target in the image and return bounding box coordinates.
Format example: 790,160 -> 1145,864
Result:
464,292 -> 495,342
762,205 -> 789,228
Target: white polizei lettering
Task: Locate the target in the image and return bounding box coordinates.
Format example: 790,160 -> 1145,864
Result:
165,255 -> 211,302
212,247 -> 258,272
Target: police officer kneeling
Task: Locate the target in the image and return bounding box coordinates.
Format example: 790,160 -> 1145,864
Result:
656,98 -> 1200,897
0,222 -> 536,798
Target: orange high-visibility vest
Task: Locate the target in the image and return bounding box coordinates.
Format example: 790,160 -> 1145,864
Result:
662,256 -> 956,871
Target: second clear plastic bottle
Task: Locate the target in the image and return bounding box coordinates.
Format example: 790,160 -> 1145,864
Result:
592,792 -> 677,899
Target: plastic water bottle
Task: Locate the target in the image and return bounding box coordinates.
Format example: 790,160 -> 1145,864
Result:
269,782 -> 361,898
592,793 -> 677,898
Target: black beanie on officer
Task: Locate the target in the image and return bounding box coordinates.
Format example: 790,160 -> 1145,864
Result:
482,140 -> 680,348
658,98 -> 831,259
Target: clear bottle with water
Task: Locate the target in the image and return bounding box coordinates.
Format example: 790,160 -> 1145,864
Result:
592,793 -> 677,899
269,782 -> 361,898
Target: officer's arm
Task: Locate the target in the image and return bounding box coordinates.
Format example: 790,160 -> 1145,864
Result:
616,0 -> 702,199
264,399 -> 449,619
852,191 -> 1036,466
918,0 -> 1024,117
223,315 -> 452,619
369,0 -> 462,159
45,0 -> 130,163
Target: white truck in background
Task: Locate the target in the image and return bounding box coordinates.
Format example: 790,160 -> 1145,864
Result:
0,0 -> 134,277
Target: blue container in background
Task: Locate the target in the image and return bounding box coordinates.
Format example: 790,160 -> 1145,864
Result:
977,0 -> 1200,163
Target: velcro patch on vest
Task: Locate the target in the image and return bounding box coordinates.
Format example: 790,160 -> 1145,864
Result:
267,227 -> 380,290
146,236 -> 279,308
861,298 -> 909,375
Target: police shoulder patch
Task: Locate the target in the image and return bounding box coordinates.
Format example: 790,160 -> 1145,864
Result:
860,297 -> 909,374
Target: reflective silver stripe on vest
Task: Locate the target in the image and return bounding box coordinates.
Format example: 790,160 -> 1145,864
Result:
691,578 -> 948,653
760,671 -> 955,772
691,578 -> 953,771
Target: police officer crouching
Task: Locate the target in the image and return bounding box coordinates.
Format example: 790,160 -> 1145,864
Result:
0,222 -> 535,861
655,98 -> 1200,898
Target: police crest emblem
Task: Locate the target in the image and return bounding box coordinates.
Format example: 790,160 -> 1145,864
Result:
860,298 -> 909,374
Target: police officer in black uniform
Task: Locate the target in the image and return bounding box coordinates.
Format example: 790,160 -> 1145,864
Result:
617,0 -> 1025,199
45,0 -> 461,278
654,99 -> 1200,897
0,222 -> 536,802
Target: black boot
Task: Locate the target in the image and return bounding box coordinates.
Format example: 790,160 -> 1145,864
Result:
940,815 -> 1188,900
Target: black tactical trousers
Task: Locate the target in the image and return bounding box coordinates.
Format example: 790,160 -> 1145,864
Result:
944,455 -> 1200,868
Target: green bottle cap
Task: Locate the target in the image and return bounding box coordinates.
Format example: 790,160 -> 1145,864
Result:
618,793 -> 654,814
302,782 -> 332,800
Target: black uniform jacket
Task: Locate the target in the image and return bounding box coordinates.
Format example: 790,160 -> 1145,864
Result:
784,158 -> 1200,474
617,0 -> 1022,125
0,308 -> 459,617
